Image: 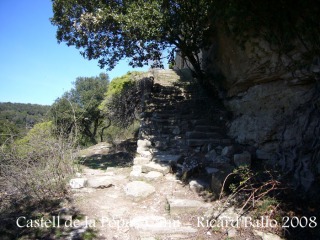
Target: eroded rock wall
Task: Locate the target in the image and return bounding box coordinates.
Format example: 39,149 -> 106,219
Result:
202,30 -> 320,193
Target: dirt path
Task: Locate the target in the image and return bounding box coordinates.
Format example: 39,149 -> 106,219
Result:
70,165 -> 217,240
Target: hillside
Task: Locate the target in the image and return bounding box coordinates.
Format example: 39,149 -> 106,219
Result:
0,102 -> 50,144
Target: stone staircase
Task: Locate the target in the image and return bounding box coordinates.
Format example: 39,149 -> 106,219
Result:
68,71 -> 262,239
131,69 -> 235,193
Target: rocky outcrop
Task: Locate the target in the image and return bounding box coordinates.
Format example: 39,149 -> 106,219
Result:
200,29 -> 320,193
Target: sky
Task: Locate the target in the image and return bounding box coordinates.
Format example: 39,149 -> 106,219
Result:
0,0 -> 150,105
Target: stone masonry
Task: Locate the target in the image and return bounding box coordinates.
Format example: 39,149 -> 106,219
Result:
131,69 -> 248,197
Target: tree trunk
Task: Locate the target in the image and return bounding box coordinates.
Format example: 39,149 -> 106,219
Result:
100,117 -> 111,142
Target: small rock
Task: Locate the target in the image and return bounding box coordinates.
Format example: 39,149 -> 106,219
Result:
153,154 -> 182,165
221,146 -> 235,157
134,157 -> 151,165
216,206 -> 240,222
130,165 -> 143,179
142,162 -> 170,175
87,176 -> 113,189
189,179 -> 207,193
211,165 -> 234,195
213,156 -> 231,166
75,172 -> 82,178
205,149 -> 217,161
137,139 -> 152,148
124,181 -> 155,201
139,150 -> 153,159
253,230 -> 284,240
233,151 -> 251,167
172,126 -> 180,135
155,140 -> 168,149
69,178 -> 87,189
137,147 -> 151,154
205,167 -> 219,174
228,228 -> 238,237
167,198 -> 210,215
145,171 -> 163,180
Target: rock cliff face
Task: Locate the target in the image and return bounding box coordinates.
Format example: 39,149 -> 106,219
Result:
200,30 -> 320,194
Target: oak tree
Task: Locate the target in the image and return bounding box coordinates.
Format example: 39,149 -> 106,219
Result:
51,0 -> 213,78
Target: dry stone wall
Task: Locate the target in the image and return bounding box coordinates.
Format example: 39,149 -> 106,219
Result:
131,69 -> 261,198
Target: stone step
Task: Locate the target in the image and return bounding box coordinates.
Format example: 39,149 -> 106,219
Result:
151,93 -> 182,100
137,150 -> 153,159
186,139 -> 221,147
153,87 -> 182,94
153,154 -> 182,165
124,181 -> 155,201
190,119 -> 213,125
146,106 -> 176,112
130,215 -> 197,234
185,131 -> 222,139
134,157 -> 151,165
191,118 -> 227,126
166,198 -> 211,215
152,112 -> 180,118
194,125 -> 224,132
130,165 -> 143,179
187,138 -> 232,146
142,162 -> 171,175
86,176 -> 115,189
151,95 -> 185,102
151,118 -> 180,124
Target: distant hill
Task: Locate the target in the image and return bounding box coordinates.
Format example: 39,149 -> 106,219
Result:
0,102 -> 51,144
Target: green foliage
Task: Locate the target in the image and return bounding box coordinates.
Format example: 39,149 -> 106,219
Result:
100,71 -> 147,129
51,0 -> 213,77
51,0 -> 320,79
253,196 -> 280,219
0,102 -> 50,145
223,166 -> 282,214
102,121 -> 139,144
1,122 -> 76,202
51,73 -> 109,145
14,121 -> 54,157
0,119 -> 19,145
104,72 -> 140,98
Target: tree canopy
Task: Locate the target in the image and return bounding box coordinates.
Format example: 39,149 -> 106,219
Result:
0,102 -> 50,145
51,0 -> 213,77
51,73 -> 109,144
51,0 -> 320,80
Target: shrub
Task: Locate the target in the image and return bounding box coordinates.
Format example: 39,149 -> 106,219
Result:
0,121 -> 77,204
100,71 -> 148,128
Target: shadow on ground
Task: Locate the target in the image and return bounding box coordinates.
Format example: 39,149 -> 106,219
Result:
0,196 -> 99,240
79,152 -> 133,170
78,139 -> 136,170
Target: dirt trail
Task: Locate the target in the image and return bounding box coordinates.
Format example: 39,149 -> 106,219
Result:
70,164 -> 219,240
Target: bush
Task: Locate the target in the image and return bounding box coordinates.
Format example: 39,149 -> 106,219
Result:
104,71 -> 140,98
103,121 -> 140,145
0,121 -> 77,204
100,71 -> 148,128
